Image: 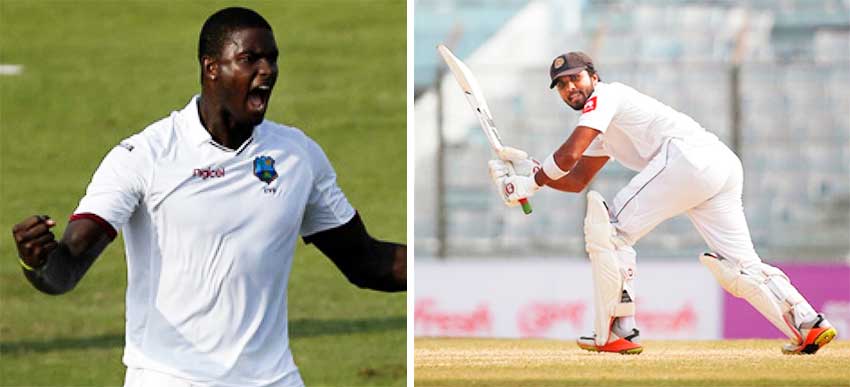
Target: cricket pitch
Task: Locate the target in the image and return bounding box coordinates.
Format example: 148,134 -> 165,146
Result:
415,338 -> 850,386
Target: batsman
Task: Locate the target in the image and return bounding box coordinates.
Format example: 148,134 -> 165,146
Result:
490,51 -> 837,355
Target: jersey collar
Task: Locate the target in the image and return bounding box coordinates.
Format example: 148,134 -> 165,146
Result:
181,95 -> 262,152
182,95 -> 213,147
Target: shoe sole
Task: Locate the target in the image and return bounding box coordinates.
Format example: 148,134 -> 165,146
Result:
782,327 -> 837,355
577,342 -> 643,355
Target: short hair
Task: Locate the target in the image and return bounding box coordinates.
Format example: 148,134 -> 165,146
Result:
198,7 -> 272,64
586,65 -> 601,82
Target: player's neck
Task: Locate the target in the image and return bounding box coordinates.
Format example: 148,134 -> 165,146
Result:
197,96 -> 253,150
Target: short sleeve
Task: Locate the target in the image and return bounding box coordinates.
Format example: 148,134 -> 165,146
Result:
73,138 -> 150,232
583,136 -> 608,157
299,138 -> 356,237
576,84 -> 621,133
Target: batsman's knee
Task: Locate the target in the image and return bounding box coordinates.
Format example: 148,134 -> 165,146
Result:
584,191 -> 633,255
584,191 -> 614,254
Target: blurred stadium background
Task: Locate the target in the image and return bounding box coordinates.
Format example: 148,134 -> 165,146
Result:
413,0 -> 849,349
0,2 -> 404,386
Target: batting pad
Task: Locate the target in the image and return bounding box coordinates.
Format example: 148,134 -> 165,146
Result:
585,191 -> 636,346
700,253 -> 806,342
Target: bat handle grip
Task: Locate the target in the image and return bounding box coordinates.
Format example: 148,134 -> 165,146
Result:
519,198 -> 532,215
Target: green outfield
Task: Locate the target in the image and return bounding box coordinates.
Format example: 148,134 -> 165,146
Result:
0,1 -> 405,386
415,338 -> 850,386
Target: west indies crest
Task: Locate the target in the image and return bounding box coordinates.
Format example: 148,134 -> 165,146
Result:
253,156 -> 278,184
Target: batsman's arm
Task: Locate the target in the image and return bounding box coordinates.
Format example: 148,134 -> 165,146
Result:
304,212 -> 406,292
533,125 -> 601,187
545,156 -> 609,193
12,215 -> 114,295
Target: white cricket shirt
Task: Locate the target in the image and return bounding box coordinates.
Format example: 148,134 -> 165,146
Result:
74,96 -> 355,386
578,82 -> 719,171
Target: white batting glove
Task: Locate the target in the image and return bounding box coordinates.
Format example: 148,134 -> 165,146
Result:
491,145 -> 541,177
498,145 -> 541,177
488,159 -> 512,179
489,159 -> 519,206
489,158 -> 541,180
502,174 -> 541,206
512,157 -> 541,177
497,146 -> 529,162
489,147 -> 542,207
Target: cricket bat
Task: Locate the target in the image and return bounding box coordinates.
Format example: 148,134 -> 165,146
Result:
437,44 -> 533,215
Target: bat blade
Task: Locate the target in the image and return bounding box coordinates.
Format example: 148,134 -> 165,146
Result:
437,44 -> 505,153
437,44 -> 532,215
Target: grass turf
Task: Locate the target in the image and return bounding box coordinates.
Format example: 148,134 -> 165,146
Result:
0,1 -> 405,386
415,338 -> 850,387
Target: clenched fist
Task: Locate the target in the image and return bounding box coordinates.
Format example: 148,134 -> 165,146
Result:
12,215 -> 58,270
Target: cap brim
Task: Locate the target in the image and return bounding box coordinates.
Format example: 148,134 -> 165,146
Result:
549,67 -> 585,88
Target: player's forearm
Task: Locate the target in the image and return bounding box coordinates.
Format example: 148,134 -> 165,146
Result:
544,173 -> 586,192
306,213 -> 407,292
553,146 -> 583,172
389,244 -> 406,287
23,243 -> 99,295
535,126 -> 602,188
353,240 -> 406,292
325,237 -> 406,292
534,146 -> 581,187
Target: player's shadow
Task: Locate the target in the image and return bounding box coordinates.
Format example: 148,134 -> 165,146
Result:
0,333 -> 124,355
0,316 -> 405,354
289,316 -> 405,338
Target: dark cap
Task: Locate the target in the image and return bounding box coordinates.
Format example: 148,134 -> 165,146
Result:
549,51 -> 594,88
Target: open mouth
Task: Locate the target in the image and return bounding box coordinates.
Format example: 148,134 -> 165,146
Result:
247,84 -> 272,113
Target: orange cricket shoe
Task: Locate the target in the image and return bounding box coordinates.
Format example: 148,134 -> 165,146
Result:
577,328 -> 643,355
782,314 -> 837,355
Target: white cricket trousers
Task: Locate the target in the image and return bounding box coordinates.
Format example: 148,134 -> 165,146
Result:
611,138 -> 761,266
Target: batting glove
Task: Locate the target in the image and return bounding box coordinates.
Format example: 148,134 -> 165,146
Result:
513,157 -> 541,177
499,145 -> 541,176
489,158 -> 540,180
489,147 -> 541,207
502,174 -> 541,206
490,144 -> 541,177
489,160 -> 518,207
497,146 -> 529,162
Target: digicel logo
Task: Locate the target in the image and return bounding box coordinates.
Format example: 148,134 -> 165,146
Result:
193,167 -> 225,179
583,96 -> 597,113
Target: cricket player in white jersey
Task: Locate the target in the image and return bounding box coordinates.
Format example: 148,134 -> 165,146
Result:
11,7 -> 405,386
489,51 -> 836,355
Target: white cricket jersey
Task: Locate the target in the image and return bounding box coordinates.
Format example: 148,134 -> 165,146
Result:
578,82 -> 719,171
74,96 -> 355,387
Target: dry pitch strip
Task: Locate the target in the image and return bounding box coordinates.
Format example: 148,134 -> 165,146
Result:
415,338 -> 850,386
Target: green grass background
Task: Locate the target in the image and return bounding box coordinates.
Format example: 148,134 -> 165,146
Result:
0,1 -> 406,386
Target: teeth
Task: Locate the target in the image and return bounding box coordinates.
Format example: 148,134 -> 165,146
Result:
258,85 -> 270,90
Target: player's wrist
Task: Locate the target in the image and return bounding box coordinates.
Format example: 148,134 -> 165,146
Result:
18,256 -> 47,272
532,171 -> 546,188
542,153 -> 569,180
